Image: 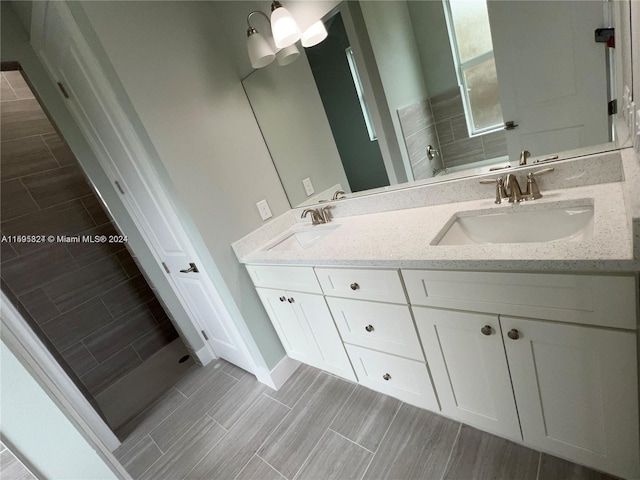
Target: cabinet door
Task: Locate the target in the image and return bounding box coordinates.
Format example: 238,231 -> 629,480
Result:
502,317 -> 639,480
256,288 -> 321,366
414,307 -> 521,441
256,289 -> 356,382
291,292 -> 356,382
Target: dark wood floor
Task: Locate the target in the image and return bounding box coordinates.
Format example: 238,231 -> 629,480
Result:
114,361 -> 616,480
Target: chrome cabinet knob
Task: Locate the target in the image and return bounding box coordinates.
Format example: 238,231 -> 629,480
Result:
279,296 -> 286,302
507,329 -> 520,340
350,283 -> 360,291
481,325 -> 492,336
382,373 -> 391,381
365,325 -> 374,333
287,297 -> 294,303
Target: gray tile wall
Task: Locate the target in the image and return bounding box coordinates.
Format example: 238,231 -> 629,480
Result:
0,70 -> 178,397
398,87 -> 509,177
430,86 -> 508,168
397,100 -> 444,182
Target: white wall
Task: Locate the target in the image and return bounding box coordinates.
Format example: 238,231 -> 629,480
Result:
359,0 -> 428,182
76,1 -> 290,368
407,0 -> 458,97
0,340 -> 117,479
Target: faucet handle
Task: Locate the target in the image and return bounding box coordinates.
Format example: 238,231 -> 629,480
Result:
480,177 -> 508,204
524,167 -> 554,200
519,150 -> 531,166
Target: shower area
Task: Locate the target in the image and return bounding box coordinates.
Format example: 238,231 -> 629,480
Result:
1,67 -> 194,432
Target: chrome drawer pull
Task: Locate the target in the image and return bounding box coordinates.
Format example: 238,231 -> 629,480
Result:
383,373 -> 391,381
350,283 -> 360,291
365,325 -> 374,333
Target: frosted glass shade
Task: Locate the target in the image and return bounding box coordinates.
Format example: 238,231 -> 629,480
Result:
277,44 -> 300,66
271,4 -> 301,48
247,31 -> 275,69
301,20 -> 328,47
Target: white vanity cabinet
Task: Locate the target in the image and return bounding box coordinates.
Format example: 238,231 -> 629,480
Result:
247,266 -> 355,381
319,267 -> 439,411
407,269 -> 639,480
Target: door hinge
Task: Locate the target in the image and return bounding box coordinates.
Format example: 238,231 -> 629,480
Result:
161,262 -> 170,274
114,180 -> 125,194
57,82 -> 70,99
594,28 -> 615,47
201,330 -> 209,341
608,99 -> 617,115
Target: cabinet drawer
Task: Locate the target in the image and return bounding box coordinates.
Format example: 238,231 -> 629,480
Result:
315,267 -> 406,303
327,297 -> 424,361
345,344 -> 439,411
246,265 -> 321,293
402,270 -> 637,330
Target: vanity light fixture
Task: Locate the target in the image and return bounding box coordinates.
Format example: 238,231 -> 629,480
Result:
246,4 -> 327,70
247,11 -> 276,68
270,1 -> 301,48
301,20 -> 328,47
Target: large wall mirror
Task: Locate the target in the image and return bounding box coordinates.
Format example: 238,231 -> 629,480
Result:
243,0 -> 634,208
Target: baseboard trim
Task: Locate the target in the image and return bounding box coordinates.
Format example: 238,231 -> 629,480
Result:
255,356 -> 301,390
190,344 -> 216,366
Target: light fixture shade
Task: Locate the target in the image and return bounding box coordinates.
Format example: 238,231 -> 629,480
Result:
271,2 -> 301,48
301,20 -> 328,47
277,43 -> 300,66
247,30 -> 275,69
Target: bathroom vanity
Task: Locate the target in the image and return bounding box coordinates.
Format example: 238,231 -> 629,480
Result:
233,151 -> 640,480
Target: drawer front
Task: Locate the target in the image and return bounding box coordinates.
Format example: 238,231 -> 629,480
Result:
315,267 -> 406,303
246,265 -> 321,293
327,297 -> 424,361
345,344 -> 439,411
402,270 -> 637,330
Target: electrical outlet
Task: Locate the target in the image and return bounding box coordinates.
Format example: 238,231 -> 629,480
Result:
256,199 -> 272,221
302,177 -> 315,196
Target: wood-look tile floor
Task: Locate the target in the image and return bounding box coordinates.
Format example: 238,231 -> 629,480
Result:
114,362 -> 617,480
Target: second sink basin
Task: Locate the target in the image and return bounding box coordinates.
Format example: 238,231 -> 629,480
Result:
433,202 -> 594,246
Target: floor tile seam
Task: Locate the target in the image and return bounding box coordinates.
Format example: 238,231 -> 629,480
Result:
261,391 -> 292,410
440,423 -> 462,480
270,369 -> 324,410
326,382 -> 357,432
116,387 -> 187,449
40,133 -> 64,169
290,428 -> 331,480
326,428 -> 375,454
255,453 -> 288,480
179,420 -> 232,480
357,400 -> 403,480
2,73 -> 20,98
252,396 -> 296,463
174,363 -> 226,398
231,454 -> 258,480
206,381 -> 266,434
204,412 -> 229,432
143,412 -> 228,480
535,451 -> 542,480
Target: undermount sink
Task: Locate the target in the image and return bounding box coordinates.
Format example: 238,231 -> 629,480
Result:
266,225 -> 340,251
433,202 -> 594,246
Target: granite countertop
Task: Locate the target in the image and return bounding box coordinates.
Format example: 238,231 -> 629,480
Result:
234,181 -> 639,272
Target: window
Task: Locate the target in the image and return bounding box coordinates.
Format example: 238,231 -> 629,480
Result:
443,0 -> 503,135
345,47 -> 377,141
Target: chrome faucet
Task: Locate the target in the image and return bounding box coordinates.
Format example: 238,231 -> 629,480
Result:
505,173 -> 525,202
331,190 -> 346,201
301,206 -> 332,225
480,167 -> 554,204
519,150 -> 531,166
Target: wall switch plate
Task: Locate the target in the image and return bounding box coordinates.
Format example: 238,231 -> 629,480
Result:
256,199 -> 272,220
302,177 -> 315,196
